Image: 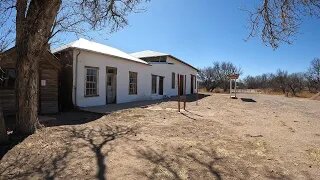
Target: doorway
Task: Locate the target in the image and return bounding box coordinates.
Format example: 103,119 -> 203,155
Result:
159,76 -> 164,95
106,67 -> 117,104
191,75 -> 194,94
179,75 -> 184,95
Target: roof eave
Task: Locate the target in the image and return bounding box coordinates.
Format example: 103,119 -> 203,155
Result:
54,47 -> 150,66
138,54 -> 199,72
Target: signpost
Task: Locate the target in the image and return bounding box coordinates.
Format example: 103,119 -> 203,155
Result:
228,74 -> 240,99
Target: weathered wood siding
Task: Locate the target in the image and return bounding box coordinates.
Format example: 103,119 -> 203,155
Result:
0,48 -> 59,115
39,63 -> 59,114
0,51 -> 17,115
0,90 -> 16,115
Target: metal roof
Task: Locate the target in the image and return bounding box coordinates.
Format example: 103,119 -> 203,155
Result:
52,38 -> 149,65
131,50 -> 199,71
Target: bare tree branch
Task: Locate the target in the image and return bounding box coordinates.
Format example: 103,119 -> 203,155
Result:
246,0 -> 320,49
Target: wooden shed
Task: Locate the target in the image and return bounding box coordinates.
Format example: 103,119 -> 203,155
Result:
0,47 -> 60,115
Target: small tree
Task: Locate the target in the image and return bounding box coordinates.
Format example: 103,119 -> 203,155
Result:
307,58 -> 320,91
273,69 -> 289,94
199,61 -> 242,91
287,73 -> 305,96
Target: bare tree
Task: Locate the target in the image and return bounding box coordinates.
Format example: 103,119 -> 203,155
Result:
199,61 -> 242,91
273,69 -> 289,93
307,58 -> 320,91
287,72 -> 305,96
243,73 -> 272,89
247,0 -> 320,49
0,0 -> 148,134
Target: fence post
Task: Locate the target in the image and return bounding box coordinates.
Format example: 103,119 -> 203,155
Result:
177,74 -> 180,112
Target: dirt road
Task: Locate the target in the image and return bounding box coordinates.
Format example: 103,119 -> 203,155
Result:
1,93 -> 319,179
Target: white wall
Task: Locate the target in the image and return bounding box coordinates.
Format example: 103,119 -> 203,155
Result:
73,50 -> 152,107
149,56 -> 198,98
72,50 -> 198,107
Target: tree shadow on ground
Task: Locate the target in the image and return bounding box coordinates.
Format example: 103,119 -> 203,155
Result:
0,133 -> 27,160
0,124 -> 136,180
0,135 -> 72,179
67,125 -> 135,180
44,111 -> 104,127
133,143 -> 299,180
133,145 -> 242,180
180,112 -> 198,121
0,111 -> 104,159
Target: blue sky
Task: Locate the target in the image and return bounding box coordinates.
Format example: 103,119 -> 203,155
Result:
61,0 -> 320,77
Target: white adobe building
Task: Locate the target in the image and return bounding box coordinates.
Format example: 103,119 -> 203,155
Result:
131,50 -> 198,97
53,38 -> 198,108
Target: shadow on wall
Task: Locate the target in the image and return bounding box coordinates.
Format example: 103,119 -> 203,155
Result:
0,124 -> 136,180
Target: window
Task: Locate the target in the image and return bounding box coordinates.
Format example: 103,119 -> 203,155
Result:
141,56 -> 167,63
107,76 -> 112,86
172,72 -> 175,89
85,67 -> 98,96
151,75 -> 157,94
129,71 -> 137,95
0,68 -> 16,89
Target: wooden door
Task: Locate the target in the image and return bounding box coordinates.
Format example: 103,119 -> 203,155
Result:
159,76 -> 164,95
179,75 -> 184,95
191,75 -> 194,94
106,67 -> 117,104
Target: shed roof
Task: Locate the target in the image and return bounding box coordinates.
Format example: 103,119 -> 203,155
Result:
0,47 -> 61,70
131,50 -> 198,71
130,50 -> 169,58
52,38 -> 149,65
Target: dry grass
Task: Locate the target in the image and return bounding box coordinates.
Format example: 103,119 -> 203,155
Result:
246,89 -> 317,98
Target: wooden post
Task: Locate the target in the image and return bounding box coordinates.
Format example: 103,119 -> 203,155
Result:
234,79 -> 237,98
184,75 -> 186,110
196,78 -> 199,106
177,74 -> 180,112
230,79 -> 232,98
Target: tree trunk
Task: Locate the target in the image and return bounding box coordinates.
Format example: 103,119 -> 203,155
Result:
289,86 -> 296,97
0,107 -> 8,144
15,0 -> 61,134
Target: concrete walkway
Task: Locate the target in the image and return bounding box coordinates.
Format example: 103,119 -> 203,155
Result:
80,99 -> 169,114
80,94 -> 208,114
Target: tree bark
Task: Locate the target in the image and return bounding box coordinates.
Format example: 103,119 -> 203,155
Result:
15,0 -> 61,134
0,107 -> 8,144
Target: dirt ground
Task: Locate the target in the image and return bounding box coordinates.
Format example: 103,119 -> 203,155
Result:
0,93 -> 319,180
